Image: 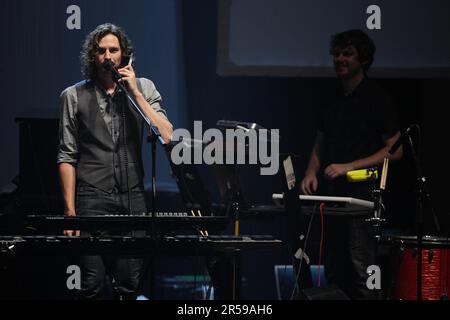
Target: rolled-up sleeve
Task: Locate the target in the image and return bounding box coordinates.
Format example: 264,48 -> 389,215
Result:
57,87 -> 79,165
139,78 -> 168,120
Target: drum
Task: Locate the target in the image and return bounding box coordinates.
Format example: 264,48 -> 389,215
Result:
389,235 -> 450,300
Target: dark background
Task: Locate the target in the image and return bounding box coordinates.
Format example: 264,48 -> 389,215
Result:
0,0 -> 449,299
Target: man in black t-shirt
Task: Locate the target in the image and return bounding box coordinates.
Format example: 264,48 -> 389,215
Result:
300,30 -> 403,299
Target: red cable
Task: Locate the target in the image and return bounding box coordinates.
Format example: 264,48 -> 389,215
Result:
318,202 -> 326,288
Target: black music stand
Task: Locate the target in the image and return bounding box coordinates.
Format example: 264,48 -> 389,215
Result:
214,120 -> 273,299
165,140 -> 243,300
214,120 -> 280,299
164,141 -> 213,215
212,164 -> 248,234
165,137 -> 250,222
214,119 -> 279,234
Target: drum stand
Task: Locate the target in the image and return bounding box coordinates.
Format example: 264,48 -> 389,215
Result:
366,159 -> 388,240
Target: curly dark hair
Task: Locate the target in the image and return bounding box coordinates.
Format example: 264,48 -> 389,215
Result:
329,29 -> 376,72
80,23 -> 133,80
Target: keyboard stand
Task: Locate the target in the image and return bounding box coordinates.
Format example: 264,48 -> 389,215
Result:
272,193 -> 374,216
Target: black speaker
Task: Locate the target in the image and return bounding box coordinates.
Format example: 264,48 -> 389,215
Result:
300,286 -> 349,300
17,117 -> 60,195
15,117 -> 63,214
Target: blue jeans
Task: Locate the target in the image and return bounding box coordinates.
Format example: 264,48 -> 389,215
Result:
76,184 -> 147,300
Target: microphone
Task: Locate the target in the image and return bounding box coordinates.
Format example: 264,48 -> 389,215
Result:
102,60 -> 122,81
388,125 -> 414,155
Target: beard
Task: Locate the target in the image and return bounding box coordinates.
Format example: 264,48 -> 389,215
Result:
95,59 -> 120,78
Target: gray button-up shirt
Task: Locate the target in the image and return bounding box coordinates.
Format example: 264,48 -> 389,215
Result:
57,78 -> 168,165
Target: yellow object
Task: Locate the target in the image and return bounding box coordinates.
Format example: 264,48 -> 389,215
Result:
346,168 -> 378,182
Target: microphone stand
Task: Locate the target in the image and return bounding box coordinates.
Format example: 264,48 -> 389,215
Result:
405,132 -> 440,300
109,66 -> 165,242
387,124 -> 441,300
148,133 -> 158,242
407,134 -> 426,301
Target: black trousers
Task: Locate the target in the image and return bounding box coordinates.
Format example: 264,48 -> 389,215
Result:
76,184 -> 147,300
323,215 -> 379,300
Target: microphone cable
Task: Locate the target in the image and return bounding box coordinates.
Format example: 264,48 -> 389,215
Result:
290,203 -> 318,300
120,92 -> 132,215
104,60 -> 132,214
317,202 -> 326,288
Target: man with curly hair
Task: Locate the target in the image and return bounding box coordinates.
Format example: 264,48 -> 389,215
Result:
57,23 -> 173,299
300,30 -> 402,299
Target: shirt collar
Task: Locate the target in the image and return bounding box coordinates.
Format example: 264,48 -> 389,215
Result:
94,80 -> 122,98
341,76 -> 368,98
